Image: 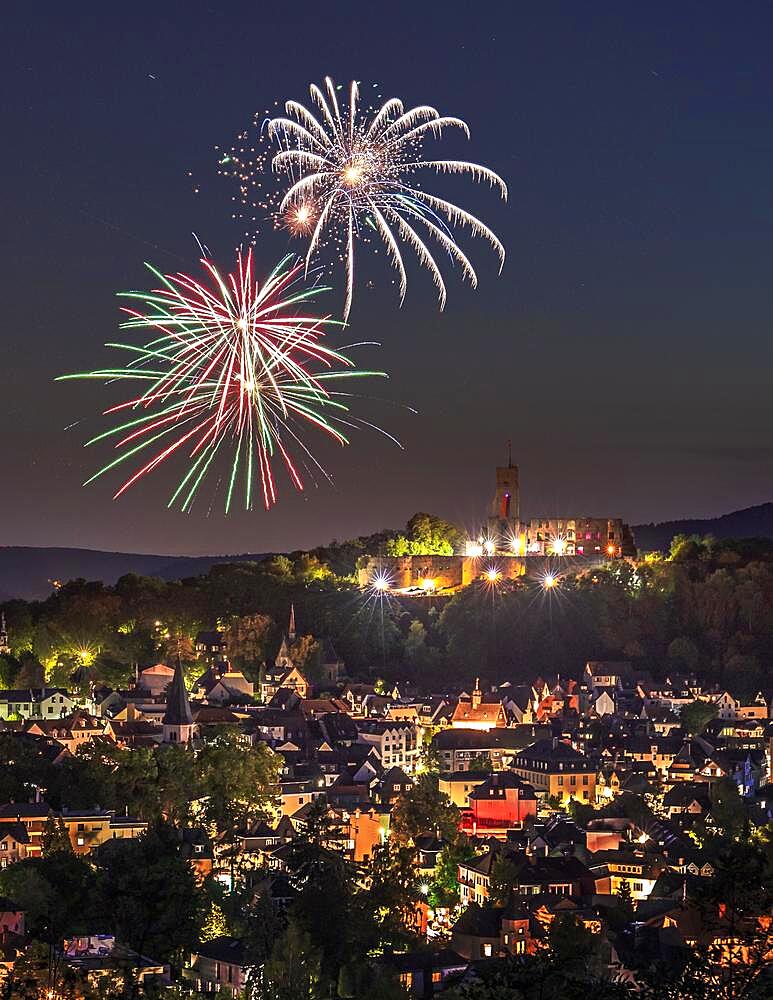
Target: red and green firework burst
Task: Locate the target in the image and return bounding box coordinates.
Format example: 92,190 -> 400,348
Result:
59,250 -> 392,512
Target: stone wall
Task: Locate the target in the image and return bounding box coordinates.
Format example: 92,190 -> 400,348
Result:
358,554 -> 526,591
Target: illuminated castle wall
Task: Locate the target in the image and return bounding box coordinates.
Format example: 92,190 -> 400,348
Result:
357,554 -> 526,592
358,457 -> 635,592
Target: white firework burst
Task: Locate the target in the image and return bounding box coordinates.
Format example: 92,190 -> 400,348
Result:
267,77 -> 508,320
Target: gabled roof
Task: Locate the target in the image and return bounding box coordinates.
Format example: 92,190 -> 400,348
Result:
0,824 -> 29,844
319,636 -> 342,663
379,766 -> 412,787
452,699 -> 507,725
469,772 -> 536,800
194,936 -> 247,966
0,688 -> 70,702
516,738 -> 594,770
461,845 -> 523,877
452,903 -> 502,937
663,783 -> 711,808
0,802 -> 53,819
140,663 -> 174,676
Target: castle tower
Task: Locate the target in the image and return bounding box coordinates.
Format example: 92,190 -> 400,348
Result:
162,657 -> 195,744
487,443 -> 520,541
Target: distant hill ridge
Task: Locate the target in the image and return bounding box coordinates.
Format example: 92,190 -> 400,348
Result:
0,547 -> 269,601
632,501 -> 773,552
1,502 -> 771,600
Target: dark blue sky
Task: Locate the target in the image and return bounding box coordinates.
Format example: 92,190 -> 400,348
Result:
2,2 -> 772,554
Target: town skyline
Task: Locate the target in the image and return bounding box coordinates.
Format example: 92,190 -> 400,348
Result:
2,4 -> 772,998
3,4 -> 773,554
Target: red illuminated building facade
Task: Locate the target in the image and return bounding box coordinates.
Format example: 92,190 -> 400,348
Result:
459,772 -> 537,840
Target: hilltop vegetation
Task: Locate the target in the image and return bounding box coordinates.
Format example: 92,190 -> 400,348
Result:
0,529 -> 771,698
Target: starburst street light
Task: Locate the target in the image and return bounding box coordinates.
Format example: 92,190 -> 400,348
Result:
509,535 -> 524,555
542,572 -> 558,590
485,567 -> 501,583
549,536 -> 567,556
370,572 -> 391,593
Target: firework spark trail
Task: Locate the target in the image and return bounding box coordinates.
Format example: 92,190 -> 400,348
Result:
224,78 -> 507,320
58,250 -> 395,512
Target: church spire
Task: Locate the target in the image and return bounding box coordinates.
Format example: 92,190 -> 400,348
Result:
288,603 -> 297,643
162,656 -> 194,744
0,612 -> 8,656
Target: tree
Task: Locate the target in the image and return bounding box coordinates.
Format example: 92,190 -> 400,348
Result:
667,636 -> 700,671
259,918 -> 322,1000
60,743 -> 160,820
488,853 -> 524,906
404,619 -> 441,673
613,879 -> 634,924
289,844 -> 355,991
288,635 -> 321,675
366,841 -> 423,947
385,512 -> 463,556
548,912 -> 601,971
197,729 -> 280,882
723,653 -> 765,704
680,699 -> 718,736
224,613 -> 273,673
390,772 -> 459,844
94,821 -> 204,967
155,743 -> 200,825
0,652 -> 18,688
200,900 -> 229,941
242,890 -> 284,997
338,962 -> 406,1000
161,631 -> 196,664
0,865 -> 56,940
638,838 -> 771,999
430,837 -> 476,908
443,952 -> 635,999
709,776 -> 745,839
14,654 -> 44,688
40,813 -> 72,856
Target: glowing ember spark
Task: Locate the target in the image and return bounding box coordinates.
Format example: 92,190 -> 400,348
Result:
58,250 -> 393,512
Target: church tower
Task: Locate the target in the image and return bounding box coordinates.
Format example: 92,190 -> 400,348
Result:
488,443 -> 520,540
162,658 -> 195,744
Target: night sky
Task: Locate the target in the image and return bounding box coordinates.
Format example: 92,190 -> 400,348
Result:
3,2 -> 773,556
